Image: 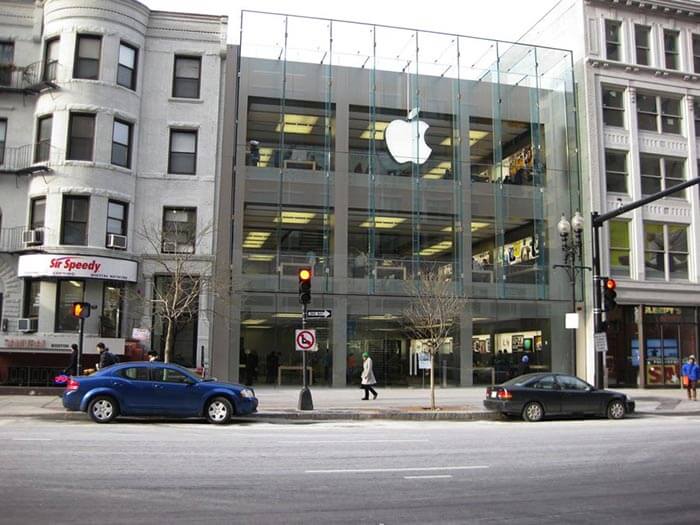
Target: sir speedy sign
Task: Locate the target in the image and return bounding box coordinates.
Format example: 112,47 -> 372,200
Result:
50,256 -> 103,273
18,254 -> 138,282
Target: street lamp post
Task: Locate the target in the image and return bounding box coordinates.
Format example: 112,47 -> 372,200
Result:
554,211 -> 588,376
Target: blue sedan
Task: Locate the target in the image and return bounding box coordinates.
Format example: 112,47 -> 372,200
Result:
63,362 -> 258,424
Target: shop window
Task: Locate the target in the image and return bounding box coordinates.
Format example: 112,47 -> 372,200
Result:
35,115 -> 52,163
0,41 -> 14,86
634,25 -> 651,66
605,20 -> 622,61
168,129 -> 197,174
0,118 -> 6,165
605,149 -> 627,193
663,30 -> 679,70
111,119 -> 132,168
242,204 -> 330,276
602,87 -> 624,127
152,275 -> 198,368
73,34 -> 101,80
23,280 -> 41,318
117,42 -> 137,90
162,207 -> 196,253
61,195 -> 89,245
43,37 -> 59,82
644,223 -> 688,281
172,55 -> 201,98
694,35 -> 700,73
246,97 -> 335,172
55,280 -> 84,332
636,93 -> 681,134
609,220 -> 630,278
640,154 -> 685,197
67,113 -> 95,161
101,282 -> 123,338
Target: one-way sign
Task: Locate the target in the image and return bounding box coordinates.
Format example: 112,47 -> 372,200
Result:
305,309 -> 332,319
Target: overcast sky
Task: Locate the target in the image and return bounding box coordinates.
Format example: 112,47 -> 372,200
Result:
142,0 -> 563,44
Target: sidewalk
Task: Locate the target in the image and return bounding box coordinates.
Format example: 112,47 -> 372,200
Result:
1,386 -> 699,422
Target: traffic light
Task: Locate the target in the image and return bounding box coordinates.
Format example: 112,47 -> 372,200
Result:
602,277 -> 617,312
298,268 -> 312,305
71,302 -> 91,319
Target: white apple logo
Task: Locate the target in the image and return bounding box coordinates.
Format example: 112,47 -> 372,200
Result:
385,117 -> 432,165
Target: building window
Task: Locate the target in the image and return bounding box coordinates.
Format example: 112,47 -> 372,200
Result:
605,20 -> 622,61
695,100 -> 700,137
644,223 -> 688,281
602,87 -> 624,127
73,34 -> 101,80
162,207 -> 196,253
663,30 -> 679,70
0,118 -> 6,165
61,195 -> 89,245
111,119 -> 132,168
640,154 -> 685,197
636,93 -> 681,134
67,113 -> 95,161
23,280 -> 41,318
117,42 -> 137,90
605,150 -> 628,193
172,56 -> 201,98
609,220 -> 631,278
106,200 -> 128,238
35,115 -> 52,162
168,129 -> 197,174
101,282 -> 123,337
30,196 -> 46,231
694,35 -> 700,73
43,37 -> 59,81
56,280 -> 84,332
0,41 -> 14,86
634,25 -> 651,66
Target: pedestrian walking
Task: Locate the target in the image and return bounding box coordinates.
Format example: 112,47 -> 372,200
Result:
147,350 -> 160,362
681,355 -> 700,400
361,351 -> 378,400
96,342 -> 118,370
64,343 -> 79,376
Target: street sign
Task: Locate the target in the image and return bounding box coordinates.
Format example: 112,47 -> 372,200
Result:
594,332 -> 608,353
305,309 -> 332,319
295,329 -> 318,352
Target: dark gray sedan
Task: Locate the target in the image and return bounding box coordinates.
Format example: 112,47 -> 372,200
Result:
483,373 -> 635,422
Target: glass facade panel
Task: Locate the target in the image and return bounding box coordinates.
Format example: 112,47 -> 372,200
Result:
56,280 -> 84,332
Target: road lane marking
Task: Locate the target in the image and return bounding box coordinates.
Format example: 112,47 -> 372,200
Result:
12,438 -> 52,441
403,475 -> 453,480
281,439 -> 429,444
305,465 -> 489,474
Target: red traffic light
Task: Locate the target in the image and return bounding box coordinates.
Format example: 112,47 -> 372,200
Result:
605,278 -> 616,290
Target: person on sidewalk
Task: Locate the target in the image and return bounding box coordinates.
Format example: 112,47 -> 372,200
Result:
361,351 -> 378,400
147,350 -> 160,362
96,343 -> 118,370
63,344 -> 79,376
681,355 -> 700,400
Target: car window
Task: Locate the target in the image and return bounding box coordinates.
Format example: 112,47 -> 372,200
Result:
532,375 -> 558,390
557,375 -> 590,391
118,367 -> 150,381
152,368 -> 191,384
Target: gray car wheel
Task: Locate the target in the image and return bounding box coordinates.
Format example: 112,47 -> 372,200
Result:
206,397 -> 233,425
607,399 -> 626,420
522,401 -> 544,422
88,396 -> 118,423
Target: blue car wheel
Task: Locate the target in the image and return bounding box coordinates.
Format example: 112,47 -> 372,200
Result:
88,395 -> 119,424
206,397 -> 233,425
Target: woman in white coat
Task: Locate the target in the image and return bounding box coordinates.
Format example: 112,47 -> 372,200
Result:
361,351 -> 378,400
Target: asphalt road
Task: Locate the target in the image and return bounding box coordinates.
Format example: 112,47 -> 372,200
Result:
1,414 -> 698,524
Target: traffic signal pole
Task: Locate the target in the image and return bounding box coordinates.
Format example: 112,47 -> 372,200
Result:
591,177 -> 700,389
298,268 -> 313,411
77,316 -> 85,376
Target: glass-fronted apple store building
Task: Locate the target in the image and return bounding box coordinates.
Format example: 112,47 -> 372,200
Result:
212,12 -> 583,387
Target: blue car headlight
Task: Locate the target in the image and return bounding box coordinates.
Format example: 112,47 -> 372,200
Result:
240,388 -> 255,399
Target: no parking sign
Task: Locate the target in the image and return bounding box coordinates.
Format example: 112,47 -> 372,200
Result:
295,329 -> 318,352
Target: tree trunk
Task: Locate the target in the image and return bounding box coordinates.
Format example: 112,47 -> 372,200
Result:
164,319 -> 174,363
430,351 -> 436,409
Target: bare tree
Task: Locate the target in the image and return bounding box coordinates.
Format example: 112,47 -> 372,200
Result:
403,268 -> 465,409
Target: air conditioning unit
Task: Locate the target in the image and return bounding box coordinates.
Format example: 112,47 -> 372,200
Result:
17,318 -> 38,333
162,241 -> 178,253
106,233 -> 127,250
22,229 -> 43,246
162,241 -> 194,254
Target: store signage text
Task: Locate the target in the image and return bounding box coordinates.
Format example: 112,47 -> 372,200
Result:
50,256 -> 102,273
18,254 -> 137,282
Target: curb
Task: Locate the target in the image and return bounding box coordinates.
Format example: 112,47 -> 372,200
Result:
234,410 -> 503,422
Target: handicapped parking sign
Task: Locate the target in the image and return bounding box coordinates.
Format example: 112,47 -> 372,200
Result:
295,329 -> 318,352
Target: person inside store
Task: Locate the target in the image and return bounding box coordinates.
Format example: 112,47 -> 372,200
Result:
96,342 -> 118,370
147,350 -> 160,362
63,344 -> 79,376
681,355 -> 699,401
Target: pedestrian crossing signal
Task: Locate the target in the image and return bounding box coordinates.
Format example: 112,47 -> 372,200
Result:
71,302 -> 91,319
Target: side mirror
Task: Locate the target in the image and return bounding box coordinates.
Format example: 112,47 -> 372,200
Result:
184,378 -> 197,386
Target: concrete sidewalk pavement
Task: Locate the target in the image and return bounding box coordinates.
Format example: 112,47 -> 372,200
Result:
1,386 -> 699,421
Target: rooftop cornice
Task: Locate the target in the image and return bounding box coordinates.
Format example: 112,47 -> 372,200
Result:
585,0 -> 699,18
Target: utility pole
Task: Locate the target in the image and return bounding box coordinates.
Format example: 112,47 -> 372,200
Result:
591,177 -> 700,389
